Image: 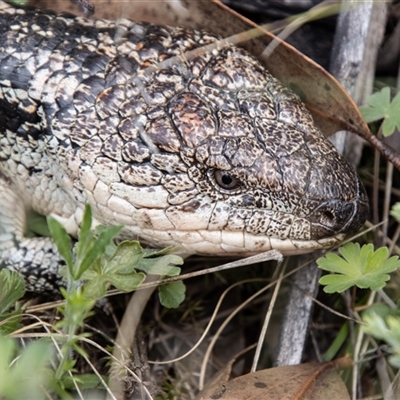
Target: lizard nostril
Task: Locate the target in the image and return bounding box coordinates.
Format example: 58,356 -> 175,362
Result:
309,200 -> 355,238
321,210 -> 335,225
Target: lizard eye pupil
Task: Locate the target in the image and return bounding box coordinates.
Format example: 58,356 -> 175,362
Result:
214,170 -> 239,190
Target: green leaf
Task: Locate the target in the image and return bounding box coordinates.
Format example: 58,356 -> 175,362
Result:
363,312 -> 400,368
75,225 -> 123,279
47,217 -> 73,271
82,277 -> 108,299
0,270 -> 25,314
0,336 -> 53,400
75,205 -> 95,274
317,242 -> 400,293
107,272 -> 146,292
61,373 -> 105,391
360,87 -> 400,136
319,274 -> 360,293
81,241 -> 146,297
105,241 -> 143,274
158,280 -> 186,309
80,204 -> 93,240
0,335 -> 16,376
322,322 -> 349,362
142,246 -> 177,257
360,87 -> 390,122
26,210 -> 51,237
138,254 -> 183,276
390,202 -> 400,223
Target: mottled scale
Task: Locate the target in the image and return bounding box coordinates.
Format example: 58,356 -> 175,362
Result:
0,1 -> 369,292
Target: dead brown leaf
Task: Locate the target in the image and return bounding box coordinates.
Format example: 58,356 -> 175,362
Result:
197,360 -> 351,400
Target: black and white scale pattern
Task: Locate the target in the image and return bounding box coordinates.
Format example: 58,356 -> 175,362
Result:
0,1 -> 368,291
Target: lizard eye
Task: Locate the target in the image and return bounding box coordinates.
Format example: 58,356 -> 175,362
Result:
214,170 -> 240,190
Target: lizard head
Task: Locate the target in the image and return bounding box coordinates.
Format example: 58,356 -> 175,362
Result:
73,28 -> 368,255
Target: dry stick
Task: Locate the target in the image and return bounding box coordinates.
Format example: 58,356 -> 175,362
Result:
387,53 -> 400,255
389,223 -> 400,256
382,37 -> 398,244
107,276 -> 158,400
106,250 -> 283,294
251,262 -> 287,372
149,277 -> 268,366
357,128 -> 400,172
373,129 -> 383,247
384,368 -> 400,400
383,159 -> 394,244
198,266 -> 284,390
351,290 -> 377,400
330,4 -> 387,398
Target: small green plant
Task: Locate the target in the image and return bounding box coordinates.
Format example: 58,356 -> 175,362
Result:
359,86 -> 400,136
362,304 -> 400,368
47,205 -> 185,390
317,242 -> 400,293
48,205 -> 185,306
0,270 -> 25,335
0,335 -> 54,400
390,202 -> 400,222
0,204 -> 186,398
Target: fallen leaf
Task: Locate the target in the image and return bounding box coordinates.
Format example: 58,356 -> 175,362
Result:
197,361 -> 351,400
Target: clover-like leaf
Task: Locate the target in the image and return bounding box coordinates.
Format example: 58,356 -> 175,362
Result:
81,240 -> 146,297
106,272 -> 146,293
363,312 -> 400,368
360,87 -> 400,136
158,280 -> 186,309
137,254 -> 183,276
103,241 -> 143,274
317,242 -> 400,293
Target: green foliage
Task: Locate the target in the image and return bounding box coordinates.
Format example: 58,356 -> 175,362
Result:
138,252 -> 183,276
9,0 -> 28,5
74,206 -> 124,281
317,243 -> 400,293
359,87 -> 400,136
362,304 -> 400,368
0,335 -> 53,400
0,269 -> 25,314
158,281 -> 186,309
0,270 -> 25,334
82,241 -> 146,298
26,210 -> 51,237
47,216 -> 74,273
0,202 -> 186,398
322,322 -> 349,362
48,205 -> 185,306
46,205 -> 186,394
390,202 -> 400,223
